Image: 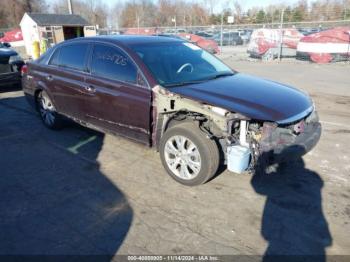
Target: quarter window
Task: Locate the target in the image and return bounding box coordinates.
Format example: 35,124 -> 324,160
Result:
90,44 -> 137,83
49,49 -> 60,66
49,43 -> 88,71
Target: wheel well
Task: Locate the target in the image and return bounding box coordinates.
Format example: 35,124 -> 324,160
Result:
164,111 -> 205,133
161,111 -> 226,161
34,89 -> 43,110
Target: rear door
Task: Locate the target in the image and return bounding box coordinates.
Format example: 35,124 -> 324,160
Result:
84,43 -> 151,144
46,42 -> 90,120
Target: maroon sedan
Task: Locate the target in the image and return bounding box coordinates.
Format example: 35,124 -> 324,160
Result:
22,36 -> 321,186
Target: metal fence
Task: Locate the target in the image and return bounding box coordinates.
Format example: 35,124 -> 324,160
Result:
98,19 -> 350,34
96,20 -> 350,63
2,19 -> 350,63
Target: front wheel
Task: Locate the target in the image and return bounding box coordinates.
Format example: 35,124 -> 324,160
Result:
160,122 -> 220,186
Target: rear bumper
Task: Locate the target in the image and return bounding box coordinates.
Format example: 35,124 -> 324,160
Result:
0,72 -> 21,87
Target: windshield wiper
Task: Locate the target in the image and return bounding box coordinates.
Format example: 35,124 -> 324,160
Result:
164,80 -> 206,87
164,72 -> 235,87
206,72 -> 235,80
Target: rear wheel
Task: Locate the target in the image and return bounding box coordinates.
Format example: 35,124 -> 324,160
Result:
37,90 -> 64,129
160,122 -> 220,186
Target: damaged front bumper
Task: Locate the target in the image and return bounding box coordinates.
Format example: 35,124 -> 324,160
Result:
258,110 -> 321,163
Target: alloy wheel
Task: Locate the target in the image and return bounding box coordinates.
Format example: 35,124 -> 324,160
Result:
164,135 -> 201,180
39,92 -> 56,126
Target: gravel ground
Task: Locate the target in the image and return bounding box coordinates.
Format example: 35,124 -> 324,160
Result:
0,57 -> 349,258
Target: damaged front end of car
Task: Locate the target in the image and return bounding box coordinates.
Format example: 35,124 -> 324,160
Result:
152,85 -> 321,174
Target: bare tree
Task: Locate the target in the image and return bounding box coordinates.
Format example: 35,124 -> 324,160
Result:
0,0 -> 48,28
233,1 -> 243,23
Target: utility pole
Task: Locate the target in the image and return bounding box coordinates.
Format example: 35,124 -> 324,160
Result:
277,9 -> 284,61
220,11 -> 223,53
137,15 -> 140,34
67,0 -> 73,14
347,31 -> 350,63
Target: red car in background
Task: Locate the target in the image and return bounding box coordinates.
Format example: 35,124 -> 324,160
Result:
247,28 -> 303,60
124,29 -> 219,54
297,27 -> 350,63
178,33 -> 220,54
0,29 -> 23,43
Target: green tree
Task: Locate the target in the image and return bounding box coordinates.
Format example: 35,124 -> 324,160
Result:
272,9 -> 280,23
283,7 -> 292,22
209,14 -> 220,24
291,9 -> 303,22
343,8 -> 350,19
255,10 -> 265,23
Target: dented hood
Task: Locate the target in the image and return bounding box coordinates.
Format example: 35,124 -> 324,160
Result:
169,73 -> 313,123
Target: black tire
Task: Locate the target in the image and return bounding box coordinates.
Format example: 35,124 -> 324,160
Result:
36,90 -> 64,130
159,122 -> 220,186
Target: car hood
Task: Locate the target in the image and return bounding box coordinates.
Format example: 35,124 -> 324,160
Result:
169,73 -> 313,123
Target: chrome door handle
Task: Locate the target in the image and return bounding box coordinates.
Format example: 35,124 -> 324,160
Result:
85,85 -> 96,93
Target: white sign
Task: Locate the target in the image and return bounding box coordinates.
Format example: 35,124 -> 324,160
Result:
227,16 -> 234,24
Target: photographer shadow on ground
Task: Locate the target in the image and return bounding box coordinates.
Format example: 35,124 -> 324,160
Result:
0,95 -> 133,256
251,146 -> 332,262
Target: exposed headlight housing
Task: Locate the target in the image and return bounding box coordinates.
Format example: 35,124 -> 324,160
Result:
210,106 -> 228,116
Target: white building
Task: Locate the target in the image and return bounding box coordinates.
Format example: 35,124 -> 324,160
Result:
20,13 -> 96,57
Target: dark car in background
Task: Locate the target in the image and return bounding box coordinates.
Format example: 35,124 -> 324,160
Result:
214,32 -> 243,46
22,36 -> 321,186
0,42 -> 24,88
298,27 -> 325,36
195,31 -> 213,39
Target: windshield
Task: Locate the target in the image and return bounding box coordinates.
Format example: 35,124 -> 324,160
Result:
131,42 -> 233,87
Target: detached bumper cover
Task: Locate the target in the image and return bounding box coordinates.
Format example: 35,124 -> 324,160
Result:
259,110 -> 321,162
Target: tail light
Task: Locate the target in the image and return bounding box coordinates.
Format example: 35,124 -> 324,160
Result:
21,64 -> 28,76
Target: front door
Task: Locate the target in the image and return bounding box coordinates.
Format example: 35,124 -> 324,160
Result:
84,43 -> 151,144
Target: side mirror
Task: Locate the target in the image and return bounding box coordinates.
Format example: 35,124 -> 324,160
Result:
3,42 -> 11,48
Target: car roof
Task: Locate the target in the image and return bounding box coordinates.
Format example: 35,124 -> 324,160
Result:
0,47 -> 17,57
66,35 -> 184,46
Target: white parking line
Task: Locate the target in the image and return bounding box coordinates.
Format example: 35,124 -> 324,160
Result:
320,121 -> 350,129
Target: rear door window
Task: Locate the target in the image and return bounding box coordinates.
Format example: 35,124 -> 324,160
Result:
49,43 -> 88,71
90,44 -> 137,84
